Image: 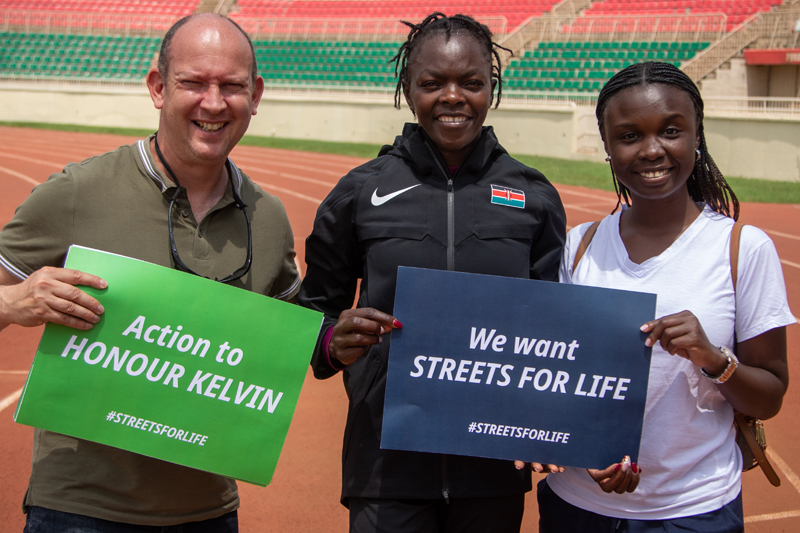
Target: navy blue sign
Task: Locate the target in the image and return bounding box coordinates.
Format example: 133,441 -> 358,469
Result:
382,267 -> 656,469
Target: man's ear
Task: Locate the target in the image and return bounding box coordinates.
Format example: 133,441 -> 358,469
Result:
251,75 -> 265,116
146,68 -> 166,110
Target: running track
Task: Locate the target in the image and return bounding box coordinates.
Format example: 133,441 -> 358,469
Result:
0,126 -> 797,532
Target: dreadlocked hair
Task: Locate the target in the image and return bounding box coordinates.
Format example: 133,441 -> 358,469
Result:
390,12 -> 510,111
596,61 -> 739,220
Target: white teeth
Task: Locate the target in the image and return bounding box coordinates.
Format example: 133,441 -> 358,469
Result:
196,121 -> 224,132
641,169 -> 670,179
438,116 -> 468,123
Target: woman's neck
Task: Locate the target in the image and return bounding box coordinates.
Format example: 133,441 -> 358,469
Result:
619,190 -> 703,264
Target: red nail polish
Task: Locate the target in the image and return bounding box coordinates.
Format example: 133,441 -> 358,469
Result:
632,463 -> 639,474
393,319 -> 403,328
613,464 -> 621,472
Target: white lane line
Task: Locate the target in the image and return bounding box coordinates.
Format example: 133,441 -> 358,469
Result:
232,154 -> 345,177
556,188 -> 617,202
567,201 -> 615,209
0,165 -> 40,186
247,167 -> 336,188
781,259 -> 800,270
562,203 -> 611,217
254,181 -> 322,204
0,370 -> 28,375
0,151 -> 64,169
740,448 -> 800,524
7,144 -> 106,162
234,145 -> 367,165
745,510 -> 800,523
0,387 -> 23,414
764,229 -> 800,242
767,447 -> 800,496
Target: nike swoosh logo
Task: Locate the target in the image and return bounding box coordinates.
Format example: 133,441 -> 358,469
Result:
371,184 -> 420,206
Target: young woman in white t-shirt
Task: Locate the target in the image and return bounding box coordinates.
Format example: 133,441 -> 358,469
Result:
538,62 -> 795,532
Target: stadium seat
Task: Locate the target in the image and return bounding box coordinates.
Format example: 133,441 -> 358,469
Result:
502,40 -> 710,94
0,30 -> 162,81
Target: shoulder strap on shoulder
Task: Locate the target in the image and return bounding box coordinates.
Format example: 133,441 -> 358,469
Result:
730,222 -> 744,292
572,221 -> 601,275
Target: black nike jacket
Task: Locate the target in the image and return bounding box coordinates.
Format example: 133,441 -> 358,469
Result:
298,123 -> 567,504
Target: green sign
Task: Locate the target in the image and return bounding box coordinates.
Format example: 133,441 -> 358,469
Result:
14,246 -> 321,486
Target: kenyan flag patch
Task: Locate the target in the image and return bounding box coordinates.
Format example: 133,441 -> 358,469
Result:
490,185 -> 525,209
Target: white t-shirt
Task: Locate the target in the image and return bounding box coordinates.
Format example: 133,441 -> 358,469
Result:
546,204 -> 796,520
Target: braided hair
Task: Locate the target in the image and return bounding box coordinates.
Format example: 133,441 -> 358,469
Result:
596,61 -> 739,220
390,12 -> 510,111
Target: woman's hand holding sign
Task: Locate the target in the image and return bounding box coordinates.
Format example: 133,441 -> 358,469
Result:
588,455 -> 641,494
640,310 -> 788,420
515,461 -> 564,474
329,308 -> 402,366
639,310 -> 725,373
0,266 -> 107,331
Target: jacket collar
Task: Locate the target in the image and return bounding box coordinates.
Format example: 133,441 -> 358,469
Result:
380,123 -> 506,184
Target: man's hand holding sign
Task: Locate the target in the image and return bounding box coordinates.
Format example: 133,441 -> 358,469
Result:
0,266 -> 107,331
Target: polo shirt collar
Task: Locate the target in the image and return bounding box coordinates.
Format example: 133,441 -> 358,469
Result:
135,135 -> 245,204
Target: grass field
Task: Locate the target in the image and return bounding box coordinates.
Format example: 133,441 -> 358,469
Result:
3,121 -> 798,204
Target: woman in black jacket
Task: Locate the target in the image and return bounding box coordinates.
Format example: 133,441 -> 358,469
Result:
298,13 -> 566,532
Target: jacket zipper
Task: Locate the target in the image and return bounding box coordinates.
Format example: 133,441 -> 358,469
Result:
422,140 -> 456,272
423,140 -> 455,502
446,177 -> 454,271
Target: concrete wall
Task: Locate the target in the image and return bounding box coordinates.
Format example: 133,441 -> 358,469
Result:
1,83 -> 798,181
0,84 -> 160,129
253,96 -> 410,144
704,115 -> 800,181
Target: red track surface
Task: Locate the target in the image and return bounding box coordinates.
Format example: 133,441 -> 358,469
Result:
0,126 -> 797,531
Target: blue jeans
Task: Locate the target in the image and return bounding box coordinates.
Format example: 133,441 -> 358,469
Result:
24,506 -> 238,533
537,479 -> 743,533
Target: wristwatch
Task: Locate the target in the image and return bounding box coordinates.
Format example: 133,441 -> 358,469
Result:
701,346 -> 739,384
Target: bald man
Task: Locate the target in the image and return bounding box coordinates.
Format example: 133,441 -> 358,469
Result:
1,14 -> 299,532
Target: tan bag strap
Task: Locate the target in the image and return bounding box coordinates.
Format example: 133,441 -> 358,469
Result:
730,222 -> 743,291
729,222 -> 780,486
734,412 -> 781,486
572,221 -> 601,275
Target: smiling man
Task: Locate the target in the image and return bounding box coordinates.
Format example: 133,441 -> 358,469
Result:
0,14 -> 300,533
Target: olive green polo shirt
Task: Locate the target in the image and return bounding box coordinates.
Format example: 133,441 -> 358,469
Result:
0,135 -> 300,525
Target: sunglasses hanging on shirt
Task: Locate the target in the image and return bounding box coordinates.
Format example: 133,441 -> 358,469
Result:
153,133 -> 253,283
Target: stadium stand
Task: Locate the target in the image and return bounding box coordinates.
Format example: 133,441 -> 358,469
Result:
0,0 -> 791,93
0,31 -> 159,79
255,39 -> 399,86
233,0 -> 560,33
582,0 -> 782,31
503,41 -> 709,91
0,1 -> 197,17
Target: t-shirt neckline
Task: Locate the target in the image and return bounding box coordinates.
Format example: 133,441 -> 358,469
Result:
612,203 -> 711,276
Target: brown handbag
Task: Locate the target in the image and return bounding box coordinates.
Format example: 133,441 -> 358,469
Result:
573,220 -> 780,487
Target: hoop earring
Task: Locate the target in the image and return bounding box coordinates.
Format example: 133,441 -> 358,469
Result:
695,149 -> 701,161
605,156 -> 611,162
